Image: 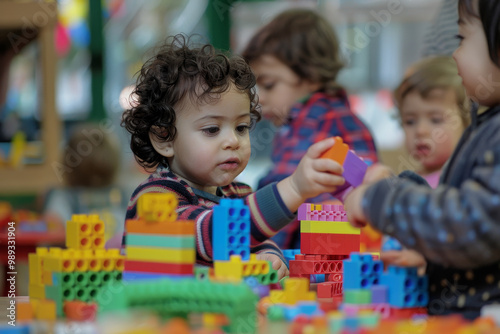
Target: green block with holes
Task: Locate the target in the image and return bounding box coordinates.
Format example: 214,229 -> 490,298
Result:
343,289 -> 372,304
255,268 -> 279,285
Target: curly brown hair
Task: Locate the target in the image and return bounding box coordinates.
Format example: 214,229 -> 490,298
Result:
122,35 -> 260,170
242,9 -> 344,94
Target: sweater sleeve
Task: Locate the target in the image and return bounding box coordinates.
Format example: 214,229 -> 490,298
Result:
362,158 -> 500,269
177,182 -> 295,263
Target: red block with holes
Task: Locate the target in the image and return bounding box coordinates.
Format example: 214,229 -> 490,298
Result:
124,260 -> 194,275
289,259 -> 343,276
317,282 -> 343,299
300,233 -> 360,255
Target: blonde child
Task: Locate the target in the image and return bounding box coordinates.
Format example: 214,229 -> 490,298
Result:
122,35 -> 346,279
242,9 -> 378,249
382,56 -> 470,269
345,0 -> 500,319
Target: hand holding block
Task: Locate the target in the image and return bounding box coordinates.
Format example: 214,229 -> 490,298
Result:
320,136 -> 348,165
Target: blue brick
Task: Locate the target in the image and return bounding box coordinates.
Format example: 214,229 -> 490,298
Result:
122,271 -> 190,282
343,252 -> 383,289
213,199 -> 250,261
282,249 -> 301,265
380,265 -> 429,308
0,325 -> 30,334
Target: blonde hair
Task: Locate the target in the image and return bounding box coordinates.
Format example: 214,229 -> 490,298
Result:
394,56 -> 470,127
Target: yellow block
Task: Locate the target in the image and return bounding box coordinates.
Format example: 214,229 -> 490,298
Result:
269,277 -> 315,305
137,193 -> 178,223
214,254 -> 270,281
33,299 -> 56,321
29,283 -> 45,299
66,214 -> 105,250
126,246 -> 195,264
300,221 -> 360,234
29,248 -> 48,284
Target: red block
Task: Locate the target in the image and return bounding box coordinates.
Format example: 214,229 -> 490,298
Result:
300,233 -> 360,255
389,307 -> 427,319
63,301 -> 97,321
317,282 -> 343,298
325,273 -> 343,282
124,260 -> 194,275
289,260 -> 343,276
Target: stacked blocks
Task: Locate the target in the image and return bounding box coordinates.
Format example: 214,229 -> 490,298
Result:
124,193 -> 196,278
298,204 -> 360,256
29,214 -> 124,318
213,199 -> 250,261
343,253 -> 383,290
214,254 -> 278,284
380,266 -> 429,308
320,136 -> 368,188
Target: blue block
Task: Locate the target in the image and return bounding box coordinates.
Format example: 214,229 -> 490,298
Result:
213,199 -> 250,261
283,306 -> 301,321
381,237 -> 403,251
0,324 -> 30,334
380,266 -> 429,308
343,252 -> 383,289
296,302 -> 322,316
310,274 -> 325,283
370,285 -> 388,304
122,272 -> 191,282
282,249 -> 301,265
343,316 -> 360,331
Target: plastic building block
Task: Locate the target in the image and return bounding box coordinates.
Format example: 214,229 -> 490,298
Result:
343,289 -> 372,304
96,278 -> 259,334
16,301 -> 34,322
301,233 -> 360,255
342,150 -> 368,188
126,246 -> 195,263
66,214 -> 105,249
298,203 -> 348,221
289,259 -> 343,276
63,300 -> 97,321
194,266 -> 211,280
343,252 -> 383,290
320,136 -> 349,165
214,254 -> 270,281
125,233 -> 195,249
301,221 -> 360,234
29,247 -> 48,284
29,283 -> 45,299
310,274 -> 326,283
282,249 -> 301,266
371,285 -> 388,304
125,219 -> 195,235
0,325 -> 30,334
381,236 -> 403,251
124,260 -> 194,275
267,305 -> 286,321
269,278 -> 316,305
389,306 -> 427,318
213,199 -> 250,261
380,265 -> 429,308
33,299 -> 56,320
137,192 -> 178,222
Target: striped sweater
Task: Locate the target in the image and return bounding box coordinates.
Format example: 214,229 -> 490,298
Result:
125,166 -> 294,265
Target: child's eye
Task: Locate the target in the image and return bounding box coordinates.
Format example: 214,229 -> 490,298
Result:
202,127 -> 220,135
432,118 -> 444,124
262,82 -> 275,91
455,34 -> 464,44
402,119 -> 415,126
236,125 -> 251,134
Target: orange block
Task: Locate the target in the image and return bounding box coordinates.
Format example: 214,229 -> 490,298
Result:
16,301 -> 34,322
63,301 -> 97,321
320,136 -> 349,165
126,219 -> 195,235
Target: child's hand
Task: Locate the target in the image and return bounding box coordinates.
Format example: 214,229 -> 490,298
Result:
364,163 -> 395,184
256,253 -> 289,280
381,250 -> 427,275
344,184 -> 370,228
278,137 -> 345,212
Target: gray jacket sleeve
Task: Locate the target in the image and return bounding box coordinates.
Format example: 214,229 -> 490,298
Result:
362,150 -> 500,269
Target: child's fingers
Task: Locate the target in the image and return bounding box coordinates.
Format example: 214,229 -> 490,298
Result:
306,137 -> 336,159
312,159 -> 344,175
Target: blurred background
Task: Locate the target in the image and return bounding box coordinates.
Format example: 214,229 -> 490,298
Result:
0,0 -> 447,294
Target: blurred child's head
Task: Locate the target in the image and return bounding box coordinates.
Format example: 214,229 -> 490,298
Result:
64,123 -> 121,187
242,9 -> 343,126
122,35 -> 260,193
394,56 -> 470,175
454,0 -> 500,106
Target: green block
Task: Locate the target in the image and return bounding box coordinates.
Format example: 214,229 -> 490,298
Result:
358,313 -> 380,328
52,272 -> 75,288
194,266 -> 210,280
267,305 -> 285,321
44,285 -> 67,317
343,289 -> 372,304
74,271 -> 91,287
99,271 -> 114,285
88,271 -> 102,287
126,234 -> 195,249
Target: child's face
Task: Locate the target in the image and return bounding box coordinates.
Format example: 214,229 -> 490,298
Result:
156,86 -> 252,194
401,89 -> 465,175
251,55 -> 320,126
454,14 -> 500,106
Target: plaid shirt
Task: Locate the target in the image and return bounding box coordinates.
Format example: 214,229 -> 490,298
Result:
258,90 -> 378,248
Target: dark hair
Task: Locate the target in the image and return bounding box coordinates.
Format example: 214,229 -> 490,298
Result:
459,0 -> 500,66
64,124 -> 121,187
394,56 -> 470,127
122,35 -> 260,170
242,9 -> 344,94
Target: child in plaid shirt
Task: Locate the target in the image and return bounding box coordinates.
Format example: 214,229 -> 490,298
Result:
242,9 -> 378,249
122,35 -> 347,278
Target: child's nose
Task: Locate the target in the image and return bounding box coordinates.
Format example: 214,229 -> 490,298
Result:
223,131 -> 240,149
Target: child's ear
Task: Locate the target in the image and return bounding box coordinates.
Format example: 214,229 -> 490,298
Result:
149,128 -> 174,158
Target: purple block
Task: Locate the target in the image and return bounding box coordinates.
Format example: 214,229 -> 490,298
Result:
370,285 -> 388,304
342,150 -> 368,187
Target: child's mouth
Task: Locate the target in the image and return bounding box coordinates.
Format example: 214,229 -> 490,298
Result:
219,159 -> 240,170
416,144 -> 431,157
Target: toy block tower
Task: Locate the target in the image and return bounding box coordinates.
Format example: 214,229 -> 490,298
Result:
124,193 -> 196,279
29,214 -> 124,318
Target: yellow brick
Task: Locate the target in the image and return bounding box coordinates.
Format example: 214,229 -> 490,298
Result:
126,247 -> 195,264
44,248 -> 76,272
300,221 -> 360,234
214,255 -> 243,281
29,283 -> 45,299
137,193 -> 178,222
67,214 -> 105,249
93,249 -> 125,271
269,278 -> 316,305
242,254 -> 270,276
34,299 -> 56,321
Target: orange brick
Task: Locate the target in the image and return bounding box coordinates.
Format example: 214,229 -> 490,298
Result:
16,301 -> 34,322
126,219 -> 195,235
320,136 -> 349,165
